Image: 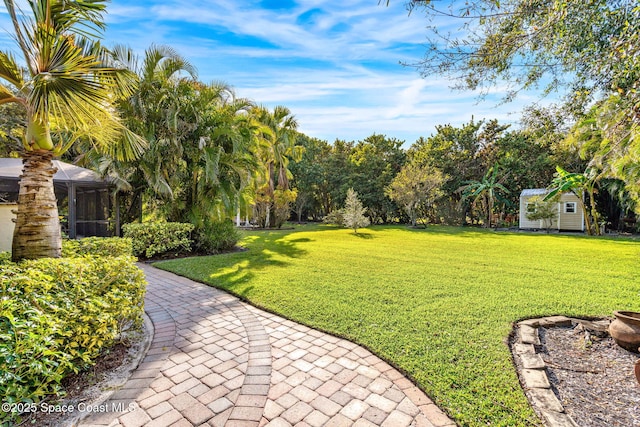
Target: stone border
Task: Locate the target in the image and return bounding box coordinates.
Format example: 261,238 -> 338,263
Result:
62,311 -> 155,427
512,316 -> 611,427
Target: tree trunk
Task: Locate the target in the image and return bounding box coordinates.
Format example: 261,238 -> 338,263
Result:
264,203 -> 271,229
588,188 -> 601,235
409,204 -> 417,227
267,161 -> 275,228
580,201 -> 593,235
12,150 -> 62,261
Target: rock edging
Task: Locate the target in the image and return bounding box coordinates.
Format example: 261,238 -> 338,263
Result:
59,312 -> 155,427
512,315 -> 610,427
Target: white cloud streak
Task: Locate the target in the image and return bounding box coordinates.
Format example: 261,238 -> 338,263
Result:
98,0 -> 556,144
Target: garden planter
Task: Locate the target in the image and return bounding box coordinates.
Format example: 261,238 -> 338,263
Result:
609,311 -> 640,353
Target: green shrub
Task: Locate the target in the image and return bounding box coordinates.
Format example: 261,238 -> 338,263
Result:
323,209 -> 345,225
0,255 -> 145,424
322,189 -> 370,233
193,219 -> 240,253
62,236 -> 133,258
343,188 -> 370,233
122,222 -> 194,258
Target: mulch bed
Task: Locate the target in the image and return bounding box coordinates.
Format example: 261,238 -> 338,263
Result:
20,343 -> 129,427
59,343 -> 130,400
19,325 -> 147,427
538,325 -> 640,427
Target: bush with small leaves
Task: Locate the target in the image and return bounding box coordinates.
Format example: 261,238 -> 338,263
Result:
122,222 -> 194,258
62,236 -> 133,258
192,219 -> 240,254
322,209 -> 345,226
0,254 -> 145,425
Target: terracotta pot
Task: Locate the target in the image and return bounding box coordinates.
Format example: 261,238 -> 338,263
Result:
635,360 -> 640,385
609,311 -> 640,353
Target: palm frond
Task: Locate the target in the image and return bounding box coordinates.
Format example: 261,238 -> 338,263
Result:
27,29 -> 134,121
109,44 -> 138,72
0,51 -> 25,89
142,44 -> 198,82
4,0 -> 36,75
33,0 -> 108,38
139,161 -> 173,198
203,146 -> 222,185
0,84 -> 23,105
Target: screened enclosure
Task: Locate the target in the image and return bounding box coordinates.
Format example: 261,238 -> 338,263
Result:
0,158 -> 119,239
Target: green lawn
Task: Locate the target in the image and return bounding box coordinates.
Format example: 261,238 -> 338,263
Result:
156,225 -> 640,426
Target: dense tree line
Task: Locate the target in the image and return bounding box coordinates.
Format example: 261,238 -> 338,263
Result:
394,0 -> 640,233
290,134 -> 406,224
289,113 -> 637,232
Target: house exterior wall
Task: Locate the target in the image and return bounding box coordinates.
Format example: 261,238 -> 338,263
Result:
0,203 -> 16,252
519,191 -> 584,231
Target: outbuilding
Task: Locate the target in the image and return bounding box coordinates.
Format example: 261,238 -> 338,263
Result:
0,158 -> 119,251
519,189 -> 585,231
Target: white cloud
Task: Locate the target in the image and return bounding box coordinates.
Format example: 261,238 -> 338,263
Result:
227,65 -> 536,144
98,0 -> 556,144
106,0 -> 427,65
386,79 -> 430,119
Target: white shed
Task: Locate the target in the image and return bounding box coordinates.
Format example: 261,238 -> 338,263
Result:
519,189 -> 585,231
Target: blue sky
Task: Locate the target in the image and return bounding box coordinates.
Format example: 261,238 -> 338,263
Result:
3,1 -> 553,146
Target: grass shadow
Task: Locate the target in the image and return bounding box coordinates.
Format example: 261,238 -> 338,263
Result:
289,237 -> 314,243
352,231 -> 374,239
157,229 -> 310,294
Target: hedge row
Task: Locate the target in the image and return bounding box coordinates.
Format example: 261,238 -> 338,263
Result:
0,238 -> 145,425
62,236 -> 133,257
123,221 -> 240,258
122,222 -> 194,258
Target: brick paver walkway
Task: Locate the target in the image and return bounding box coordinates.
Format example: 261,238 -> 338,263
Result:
80,264 -> 456,427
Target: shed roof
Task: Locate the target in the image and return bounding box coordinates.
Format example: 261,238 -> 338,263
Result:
520,188 -> 549,197
0,158 -> 106,184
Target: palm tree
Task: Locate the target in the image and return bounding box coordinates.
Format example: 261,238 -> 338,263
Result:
545,166 -> 601,235
253,105 -> 303,227
1,0 -> 142,261
80,46 -> 261,232
177,82 -> 260,225
460,166 -> 510,228
76,44 -> 199,223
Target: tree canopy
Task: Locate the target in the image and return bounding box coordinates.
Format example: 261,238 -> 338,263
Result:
407,0 -> 639,116
401,0 -> 640,222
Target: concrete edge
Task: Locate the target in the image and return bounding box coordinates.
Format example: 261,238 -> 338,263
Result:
63,312 -> 155,427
